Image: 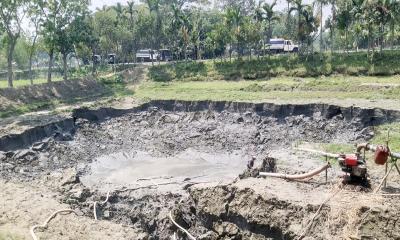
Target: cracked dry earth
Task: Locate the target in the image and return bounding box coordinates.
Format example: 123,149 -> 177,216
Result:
1,101 -> 400,240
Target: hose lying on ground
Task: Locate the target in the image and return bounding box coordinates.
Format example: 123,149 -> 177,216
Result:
169,210 -> 196,240
93,191 -> 111,220
259,163 -> 331,180
30,209 -> 76,240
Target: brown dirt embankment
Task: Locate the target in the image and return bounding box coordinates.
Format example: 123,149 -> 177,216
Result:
0,78 -> 109,112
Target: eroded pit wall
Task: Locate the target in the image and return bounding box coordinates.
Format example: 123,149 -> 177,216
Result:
1,100 -> 400,152
74,100 -> 400,126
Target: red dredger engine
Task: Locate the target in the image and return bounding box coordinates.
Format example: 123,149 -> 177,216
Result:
337,154 -> 367,179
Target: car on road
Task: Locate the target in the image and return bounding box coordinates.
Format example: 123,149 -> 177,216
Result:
107,54 -> 117,64
92,55 -> 101,64
268,38 -> 299,53
159,49 -> 173,61
136,49 -> 159,62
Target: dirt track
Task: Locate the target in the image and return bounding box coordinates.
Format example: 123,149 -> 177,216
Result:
1,100 -> 399,239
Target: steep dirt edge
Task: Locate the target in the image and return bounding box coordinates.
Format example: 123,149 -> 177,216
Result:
2,99 -> 400,152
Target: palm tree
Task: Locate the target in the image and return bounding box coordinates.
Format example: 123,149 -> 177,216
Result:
286,0 -> 293,37
337,1 -> 352,52
263,1 -> 279,43
385,0 -> 400,49
112,3 -> 124,20
225,6 -> 244,60
289,0 -> 308,45
328,0 -> 337,52
145,0 -> 162,65
301,5 -> 319,52
126,1 -> 137,29
376,0 -> 400,52
324,16 -> 335,53
314,0 -> 329,52
254,2 -> 265,57
96,5 -> 108,12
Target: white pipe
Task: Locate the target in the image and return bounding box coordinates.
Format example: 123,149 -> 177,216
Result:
169,211 -> 196,240
30,209 -> 76,240
260,164 -> 331,180
294,147 -> 340,159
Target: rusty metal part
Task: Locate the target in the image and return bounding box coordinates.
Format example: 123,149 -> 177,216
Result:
356,143 -> 400,160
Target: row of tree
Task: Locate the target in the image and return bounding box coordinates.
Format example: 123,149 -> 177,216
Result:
1,0 -> 400,88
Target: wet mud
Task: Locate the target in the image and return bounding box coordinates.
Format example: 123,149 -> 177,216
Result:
1,100 -> 399,239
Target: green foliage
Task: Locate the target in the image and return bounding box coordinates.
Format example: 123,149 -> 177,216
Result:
13,38 -> 29,69
136,74 -> 400,102
149,62 -> 207,82
148,51 -> 400,82
321,143 -> 355,154
372,123 -> 400,152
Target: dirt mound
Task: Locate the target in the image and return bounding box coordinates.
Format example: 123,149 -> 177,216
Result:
0,78 -> 108,112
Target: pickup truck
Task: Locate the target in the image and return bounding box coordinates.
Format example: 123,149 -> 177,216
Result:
268,39 -> 299,53
136,49 -> 159,62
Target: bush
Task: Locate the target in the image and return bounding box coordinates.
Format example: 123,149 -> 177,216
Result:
147,50 -> 400,82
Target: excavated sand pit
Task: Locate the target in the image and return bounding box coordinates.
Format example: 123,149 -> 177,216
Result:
1,100 -> 400,239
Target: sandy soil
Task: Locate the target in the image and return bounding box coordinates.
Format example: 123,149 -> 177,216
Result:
0,179 -> 147,240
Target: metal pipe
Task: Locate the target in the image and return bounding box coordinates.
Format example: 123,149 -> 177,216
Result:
294,147 -> 340,159
260,163 -> 331,180
356,143 -> 400,159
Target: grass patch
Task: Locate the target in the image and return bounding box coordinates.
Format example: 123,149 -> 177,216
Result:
320,143 -> 355,154
135,76 -> 400,102
148,61 -> 208,82
372,123 -> 400,151
0,101 -> 56,118
148,51 -> 400,82
0,77 -> 63,88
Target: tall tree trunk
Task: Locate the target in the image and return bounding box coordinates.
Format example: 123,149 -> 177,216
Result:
47,48 -> 54,83
7,38 -> 16,88
268,21 -> 272,43
229,46 -> 232,62
29,36 -> 38,85
298,11 -> 301,44
391,21 -> 395,50
151,49 -> 154,66
331,2 -> 335,54
29,55 -> 34,85
380,24 -> 384,53
287,0 -> 291,37
184,44 -> 187,62
320,4 -> 323,52
367,26 -> 371,56
92,51 -> 97,76
330,28 -> 333,54
62,53 -> 68,81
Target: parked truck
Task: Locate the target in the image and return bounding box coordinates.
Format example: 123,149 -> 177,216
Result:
268,38 -> 299,53
136,49 -> 159,62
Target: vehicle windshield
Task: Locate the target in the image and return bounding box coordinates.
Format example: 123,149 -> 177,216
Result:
269,40 -> 284,44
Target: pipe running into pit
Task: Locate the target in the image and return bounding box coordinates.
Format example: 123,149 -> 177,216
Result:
259,163 -> 331,180
294,147 -> 340,159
